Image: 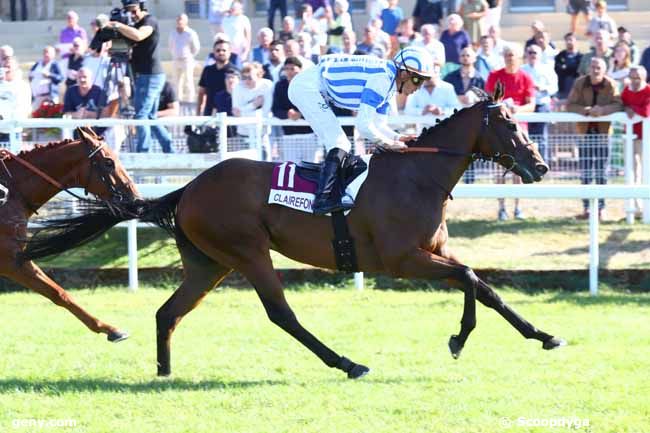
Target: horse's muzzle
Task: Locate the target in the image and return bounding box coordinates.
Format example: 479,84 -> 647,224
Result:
535,163 -> 549,177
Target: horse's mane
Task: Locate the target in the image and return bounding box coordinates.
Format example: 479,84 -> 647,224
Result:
410,87 -> 492,147
16,138 -> 80,158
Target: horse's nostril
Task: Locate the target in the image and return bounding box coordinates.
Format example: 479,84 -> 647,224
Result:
536,163 -> 549,176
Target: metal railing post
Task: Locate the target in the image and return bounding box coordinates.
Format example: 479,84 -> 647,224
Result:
217,112 -> 228,161
128,219 -> 138,292
624,118 -> 636,224
643,118 -> 650,224
588,198 -> 599,296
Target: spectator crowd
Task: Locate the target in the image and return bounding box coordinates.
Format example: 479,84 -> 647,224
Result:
2,0 -> 650,219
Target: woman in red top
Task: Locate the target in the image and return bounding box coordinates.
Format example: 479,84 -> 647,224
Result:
622,65 -> 650,217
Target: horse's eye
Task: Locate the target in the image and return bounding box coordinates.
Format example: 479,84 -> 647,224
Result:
104,159 -> 115,169
507,123 -> 517,131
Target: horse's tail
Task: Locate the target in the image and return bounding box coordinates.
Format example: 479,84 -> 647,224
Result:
134,187 -> 186,237
21,187 -> 187,263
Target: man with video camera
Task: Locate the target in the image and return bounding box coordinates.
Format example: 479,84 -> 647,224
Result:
107,0 -> 171,152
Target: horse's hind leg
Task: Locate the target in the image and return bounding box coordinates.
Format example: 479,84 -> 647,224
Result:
240,254 -> 369,379
474,278 -> 567,350
9,261 -> 127,342
156,261 -> 232,376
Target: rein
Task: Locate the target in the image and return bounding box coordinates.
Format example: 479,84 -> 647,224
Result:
0,148 -> 88,201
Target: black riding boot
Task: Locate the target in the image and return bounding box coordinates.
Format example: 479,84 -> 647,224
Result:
312,148 -> 350,215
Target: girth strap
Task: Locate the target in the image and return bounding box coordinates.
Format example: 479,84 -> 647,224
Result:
330,210 -> 359,273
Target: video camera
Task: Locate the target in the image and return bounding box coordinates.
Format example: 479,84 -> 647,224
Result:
89,0 -> 146,55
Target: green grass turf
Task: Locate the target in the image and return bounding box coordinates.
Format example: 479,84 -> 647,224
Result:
0,286 -> 648,433
37,217 -> 650,270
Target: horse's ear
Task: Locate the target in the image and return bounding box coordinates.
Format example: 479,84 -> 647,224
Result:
76,126 -> 97,142
493,81 -> 505,102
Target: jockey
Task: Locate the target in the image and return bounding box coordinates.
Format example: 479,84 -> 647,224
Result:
288,46 -> 435,215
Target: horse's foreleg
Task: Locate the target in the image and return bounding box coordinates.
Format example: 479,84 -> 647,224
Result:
390,248 -> 479,359
10,261 -> 127,342
242,256 -> 369,379
155,264 -> 231,376
441,250 -> 566,352
475,278 -> 567,350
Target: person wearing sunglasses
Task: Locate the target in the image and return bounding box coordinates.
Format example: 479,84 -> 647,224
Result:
287,46 -> 434,215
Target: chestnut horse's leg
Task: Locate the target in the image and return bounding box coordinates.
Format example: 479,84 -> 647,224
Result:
155,263 -> 232,376
474,278 -> 566,350
240,254 -> 369,379
9,261 -> 127,342
387,248 -> 480,359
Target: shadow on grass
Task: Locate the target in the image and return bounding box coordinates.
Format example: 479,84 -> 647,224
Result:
0,377 -> 289,395
446,218 -> 586,239
38,227 -> 177,269
546,291 -> 650,306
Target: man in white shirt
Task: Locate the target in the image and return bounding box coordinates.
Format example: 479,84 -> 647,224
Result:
521,43 -> 558,161
532,31 -> 558,67
284,39 -> 314,69
168,13 -> 200,103
404,63 -> 460,116
263,40 -> 286,83
0,59 -> 31,152
412,24 -> 445,65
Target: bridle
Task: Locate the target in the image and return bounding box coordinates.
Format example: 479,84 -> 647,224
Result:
390,101 -> 535,197
0,138 -> 128,211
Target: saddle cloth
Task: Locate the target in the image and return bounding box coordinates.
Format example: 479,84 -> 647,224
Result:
268,154 -> 371,214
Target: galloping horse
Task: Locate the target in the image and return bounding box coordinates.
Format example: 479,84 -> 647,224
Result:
25,86 -> 566,378
3,127 -> 138,342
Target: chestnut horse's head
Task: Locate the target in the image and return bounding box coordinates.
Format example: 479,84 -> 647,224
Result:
473,82 -> 549,183
73,127 -> 139,203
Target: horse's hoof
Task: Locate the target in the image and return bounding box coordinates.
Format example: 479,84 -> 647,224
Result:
543,337 -> 567,350
347,364 -> 370,379
107,330 -> 129,343
157,369 -> 171,377
448,335 -> 463,359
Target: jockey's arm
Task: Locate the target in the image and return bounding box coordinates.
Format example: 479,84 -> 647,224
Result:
356,103 -> 407,150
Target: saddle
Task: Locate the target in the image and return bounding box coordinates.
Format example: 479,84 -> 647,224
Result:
269,154 -> 370,214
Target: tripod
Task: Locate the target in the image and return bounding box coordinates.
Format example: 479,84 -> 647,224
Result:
96,50 -> 136,151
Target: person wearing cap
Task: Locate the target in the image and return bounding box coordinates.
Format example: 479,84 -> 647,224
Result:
107,0 -> 165,152
287,46 -> 435,214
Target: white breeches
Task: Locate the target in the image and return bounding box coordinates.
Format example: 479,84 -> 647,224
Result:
287,66 -> 352,153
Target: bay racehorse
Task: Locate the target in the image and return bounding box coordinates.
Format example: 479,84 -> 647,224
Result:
3,127 -> 138,342
25,85 -> 566,378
